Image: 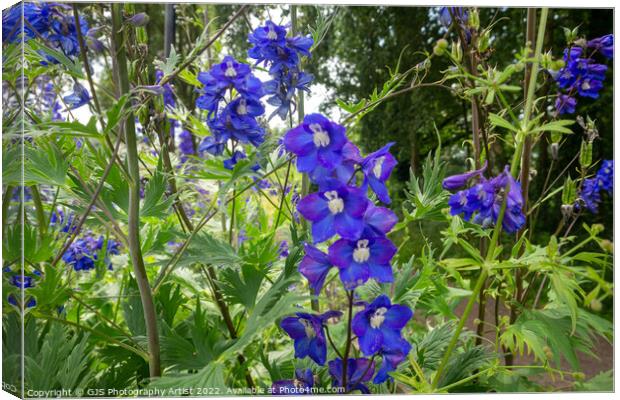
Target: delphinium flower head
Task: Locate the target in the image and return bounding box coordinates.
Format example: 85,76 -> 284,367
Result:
248,20 -> 314,120
9,275 -> 35,289
328,358 -> 376,394
444,165 -> 526,234
62,234 -> 121,271
280,311 -> 342,365
329,234 -> 397,289
196,56 -> 265,162
587,34 -> 614,59
284,114 -> 348,181
297,178 -> 369,243
352,295 -> 413,356
553,35 -> 613,114
271,369 -> 314,395
361,143 -> 398,204
576,160 -> 613,213
62,82 -> 90,110
3,3 -> 89,63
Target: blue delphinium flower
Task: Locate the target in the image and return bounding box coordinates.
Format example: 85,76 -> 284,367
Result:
554,37 -> 613,114
351,295 -> 413,356
297,179 -> 369,243
555,94 -> 577,115
62,238 -> 97,271
361,143 -> 398,204
438,7 -> 469,29
248,20 -> 314,120
328,358 -> 376,393
328,235 -> 397,289
280,311 -> 342,365
299,244 -> 332,295
445,166 -> 525,234
361,204 -> 398,238
8,294 -> 37,308
587,34 -> 613,60
63,82 -> 90,110
284,114 -> 348,181
278,241 -> 289,258
373,337 -> 411,384
223,150 -> 246,170
442,161 -> 487,190
177,130 -> 194,161
576,160 -> 613,213
196,56 -> 263,117
198,135 -> 226,156
271,369 -> 314,395
9,275 -> 35,289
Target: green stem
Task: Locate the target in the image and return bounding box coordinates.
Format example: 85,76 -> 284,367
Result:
431,9 -> 549,390
111,4 -> 161,378
341,290 -> 354,390
30,185 -> 46,237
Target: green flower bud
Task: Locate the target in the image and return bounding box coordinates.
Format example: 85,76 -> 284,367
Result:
589,299 -> 602,312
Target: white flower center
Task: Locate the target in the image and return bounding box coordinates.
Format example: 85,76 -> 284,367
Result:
224,61 -> 237,78
581,80 -> 591,91
324,191 -> 344,214
353,239 -> 370,263
373,156 -> 385,178
310,123 -> 330,147
237,99 -> 247,115
300,318 -> 316,338
370,307 -> 388,329
266,26 -> 277,40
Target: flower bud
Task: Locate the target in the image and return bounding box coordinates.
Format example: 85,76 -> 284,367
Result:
469,9 -> 480,30
550,142 -> 559,160
451,40 -> 463,62
433,44 -> 444,56
437,38 -> 449,50
126,12 -> 149,27
599,239 -> 613,253
579,140 -> 593,168
589,299 -> 602,312
478,30 -> 490,52
552,59 -> 565,70
573,372 -> 586,381
574,38 -> 587,47
591,223 -> 604,235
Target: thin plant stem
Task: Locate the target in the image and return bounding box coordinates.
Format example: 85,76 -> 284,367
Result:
341,290 -> 354,390
111,4 -> 160,377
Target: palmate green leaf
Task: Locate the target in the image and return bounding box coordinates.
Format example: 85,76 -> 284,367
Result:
219,264 -> 264,309
24,142 -> 68,186
181,231 -> 241,268
141,158 -> 174,218
437,345 -> 493,389
24,323 -> 92,391
549,270 -> 583,333
2,145 -> 21,185
398,146 -> 448,225
413,321 -> 455,371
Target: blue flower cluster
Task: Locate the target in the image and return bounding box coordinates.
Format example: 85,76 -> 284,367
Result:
3,267 -> 38,309
443,163 -> 526,234
2,2 -> 94,63
577,159 -> 613,213
62,234 -> 121,272
554,35 -> 613,114
248,20 -> 314,120
196,56 -> 265,156
279,113 -> 413,391
271,368 -> 314,395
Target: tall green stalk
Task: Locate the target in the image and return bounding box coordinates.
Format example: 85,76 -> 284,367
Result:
111,4 -> 161,378
430,8 -> 548,390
